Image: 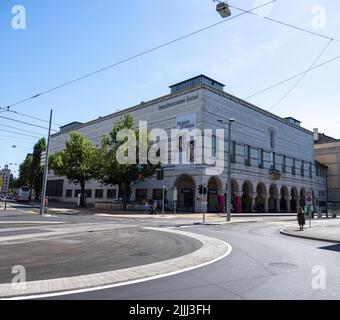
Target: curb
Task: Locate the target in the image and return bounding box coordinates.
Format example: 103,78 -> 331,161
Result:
280,228 -> 340,243
0,227 -> 232,300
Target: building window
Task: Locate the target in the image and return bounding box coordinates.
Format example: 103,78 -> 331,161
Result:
292,159 -> 296,175
301,161 -> 305,177
46,179 -> 64,197
66,190 -> 72,198
231,141 -> 236,163
270,129 -> 275,148
212,135 -> 217,158
85,189 -> 92,198
74,190 -> 81,198
157,168 -> 164,181
153,189 -> 163,201
270,152 -> 276,170
282,155 -> 287,173
107,189 -> 117,199
258,149 -> 264,168
135,189 -> 147,201
95,189 -> 104,199
309,163 -> 313,178
244,145 -> 251,166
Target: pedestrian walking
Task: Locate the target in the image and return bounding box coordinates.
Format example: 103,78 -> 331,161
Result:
144,200 -> 149,214
297,206 -> 306,231
152,200 -> 158,215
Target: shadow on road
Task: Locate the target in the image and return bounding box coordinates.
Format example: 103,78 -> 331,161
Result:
318,244 -> 340,252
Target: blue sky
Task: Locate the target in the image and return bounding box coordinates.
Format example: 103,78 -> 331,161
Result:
0,0 -> 339,175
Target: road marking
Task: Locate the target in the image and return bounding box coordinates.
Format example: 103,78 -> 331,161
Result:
0,221 -> 64,225
1,227 -> 232,300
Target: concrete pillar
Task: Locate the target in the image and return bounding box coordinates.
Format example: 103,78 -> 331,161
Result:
235,191 -> 242,213
251,193 -> 257,213
286,196 -> 291,213
264,194 -> 269,213
296,196 -> 300,210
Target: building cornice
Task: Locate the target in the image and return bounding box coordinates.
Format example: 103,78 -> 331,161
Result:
52,84 -> 313,137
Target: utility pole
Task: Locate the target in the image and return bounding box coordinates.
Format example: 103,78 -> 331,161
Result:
162,184 -> 165,217
40,109 -> 53,216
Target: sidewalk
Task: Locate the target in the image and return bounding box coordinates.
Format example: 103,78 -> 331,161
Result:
280,219 -> 340,243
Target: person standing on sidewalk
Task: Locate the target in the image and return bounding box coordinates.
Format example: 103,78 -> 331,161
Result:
297,206 -> 306,231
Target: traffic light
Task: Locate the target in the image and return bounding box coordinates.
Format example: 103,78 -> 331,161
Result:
199,185 -> 203,195
203,187 -> 207,195
164,189 -> 169,198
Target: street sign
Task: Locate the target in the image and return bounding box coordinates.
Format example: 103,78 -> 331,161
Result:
305,190 -> 313,206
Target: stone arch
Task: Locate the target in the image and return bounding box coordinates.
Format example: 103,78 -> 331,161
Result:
242,181 -> 254,213
255,182 -> 267,213
207,177 -> 222,213
300,188 -> 306,207
291,187 -> 299,212
227,178 -> 240,213
269,184 -> 279,212
174,174 -> 196,212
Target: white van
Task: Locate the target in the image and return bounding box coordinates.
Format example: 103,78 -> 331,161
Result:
17,186 -> 31,202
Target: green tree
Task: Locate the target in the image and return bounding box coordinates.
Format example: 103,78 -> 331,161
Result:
49,132 -> 98,207
30,138 -> 46,200
0,176 -> 3,190
18,155 -> 33,187
97,114 -> 158,211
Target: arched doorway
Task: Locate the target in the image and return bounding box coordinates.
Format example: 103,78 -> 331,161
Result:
231,178 -> 239,213
208,177 -> 223,213
280,186 -> 289,212
175,175 -> 195,212
291,187 -> 299,212
300,188 -> 306,207
242,181 -> 253,213
255,183 -> 267,213
269,184 -> 278,212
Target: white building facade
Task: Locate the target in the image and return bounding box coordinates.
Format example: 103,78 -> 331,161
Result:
1,165 -> 11,193
48,75 -> 327,213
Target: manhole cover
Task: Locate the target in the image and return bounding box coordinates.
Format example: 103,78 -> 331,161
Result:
269,262 -> 298,269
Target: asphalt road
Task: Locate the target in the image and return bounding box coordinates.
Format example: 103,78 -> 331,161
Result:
55,220 -> 340,300
2,202 -> 340,300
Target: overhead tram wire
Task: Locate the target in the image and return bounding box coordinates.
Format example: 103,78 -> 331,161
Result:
2,0 -> 278,111
0,107 -> 62,128
269,39 -> 334,111
0,115 -> 58,132
0,123 -> 48,137
245,54 -> 340,100
0,128 -> 43,139
229,4 -> 339,42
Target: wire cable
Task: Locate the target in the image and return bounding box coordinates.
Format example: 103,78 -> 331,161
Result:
245,53 -> 340,100
229,4 -> 339,42
3,0 -> 278,110
269,39 -> 333,110
0,128 -> 43,139
0,107 -> 62,127
0,123 -> 47,137
0,115 -> 57,132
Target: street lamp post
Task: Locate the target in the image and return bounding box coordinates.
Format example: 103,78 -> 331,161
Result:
218,118 -> 235,222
